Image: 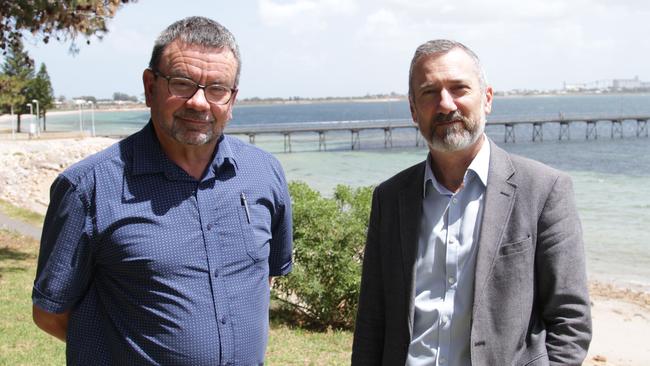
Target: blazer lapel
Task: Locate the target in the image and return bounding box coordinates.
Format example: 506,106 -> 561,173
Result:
473,140 -> 517,308
398,161 -> 425,336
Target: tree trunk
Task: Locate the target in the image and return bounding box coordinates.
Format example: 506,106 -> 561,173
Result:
42,109 -> 47,131
16,114 -> 21,133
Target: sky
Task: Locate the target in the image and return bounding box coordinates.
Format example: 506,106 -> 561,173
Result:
19,0 -> 650,100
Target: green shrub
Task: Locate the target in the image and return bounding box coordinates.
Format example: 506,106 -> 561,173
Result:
273,181 -> 373,330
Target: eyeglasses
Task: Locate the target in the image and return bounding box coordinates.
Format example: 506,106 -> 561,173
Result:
150,69 -> 237,105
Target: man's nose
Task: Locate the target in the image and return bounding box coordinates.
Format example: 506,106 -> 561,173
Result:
438,88 -> 457,114
185,88 -> 211,111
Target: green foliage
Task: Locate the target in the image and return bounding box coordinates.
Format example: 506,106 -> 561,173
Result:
0,74 -> 25,112
29,63 -> 55,116
0,41 -> 34,130
1,41 -> 34,80
273,182 -> 373,330
0,0 -> 135,53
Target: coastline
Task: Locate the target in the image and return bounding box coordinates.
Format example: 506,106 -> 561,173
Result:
0,136 -> 648,365
0,106 -> 150,124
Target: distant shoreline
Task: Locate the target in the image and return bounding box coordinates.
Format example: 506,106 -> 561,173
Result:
2,91 -> 650,121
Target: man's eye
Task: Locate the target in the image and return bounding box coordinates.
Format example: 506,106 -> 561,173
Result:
171,79 -> 195,89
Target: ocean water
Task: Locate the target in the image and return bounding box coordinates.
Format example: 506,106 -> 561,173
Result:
4,94 -> 650,289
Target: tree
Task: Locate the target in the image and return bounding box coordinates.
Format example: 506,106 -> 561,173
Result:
1,40 -> 34,132
273,182 -> 373,329
28,63 -> 55,130
0,74 -> 24,114
113,91 -> 137,102
1,0 -> 135,54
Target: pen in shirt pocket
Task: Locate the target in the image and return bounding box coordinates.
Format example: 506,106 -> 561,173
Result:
240,192 -> 251,224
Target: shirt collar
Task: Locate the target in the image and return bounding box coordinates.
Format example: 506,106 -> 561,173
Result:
423,134 -> 491,197
131,120 -> 238,179
213,134 -> 238,172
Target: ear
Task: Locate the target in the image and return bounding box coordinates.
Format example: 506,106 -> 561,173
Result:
225,89 -> 238,121
409,96 -> 418,124
143,69 -> 156,108
483,85 -> 493,115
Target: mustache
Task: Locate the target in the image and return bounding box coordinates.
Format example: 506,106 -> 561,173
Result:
434,111 -> 470,124
174,110 -> 214,123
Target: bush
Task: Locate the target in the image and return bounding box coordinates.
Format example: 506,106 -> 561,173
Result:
272,181 -> 373,330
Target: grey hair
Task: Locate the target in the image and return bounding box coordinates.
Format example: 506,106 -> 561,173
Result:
148,16 -> 241,87
408,39 -> 487,101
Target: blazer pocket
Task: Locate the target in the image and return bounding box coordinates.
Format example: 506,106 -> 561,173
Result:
499,235 -> 532,256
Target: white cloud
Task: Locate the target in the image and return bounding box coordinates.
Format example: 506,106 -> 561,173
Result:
357,8 -> 400,39
258,0 -> 317,26
258,0 -> 359,32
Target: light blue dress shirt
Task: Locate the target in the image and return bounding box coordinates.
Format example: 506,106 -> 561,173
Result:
406,137 -> 490,366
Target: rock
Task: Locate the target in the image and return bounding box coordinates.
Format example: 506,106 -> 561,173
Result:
0,137 -> 116,215
592,354 -> 607,362
36,162 -> 62,171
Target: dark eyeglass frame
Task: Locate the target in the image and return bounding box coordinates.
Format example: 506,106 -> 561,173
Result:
149,68 -> 237,105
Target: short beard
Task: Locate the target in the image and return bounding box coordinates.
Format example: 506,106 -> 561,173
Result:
170,110 -> 220,146
425,110 -> 484,152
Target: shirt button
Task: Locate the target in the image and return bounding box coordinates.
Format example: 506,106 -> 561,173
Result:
207,223 -> 213,230
452,197 -> 458,204
448,276 -> 455,284
214,269 -> 219,277
220,316 -> 227,324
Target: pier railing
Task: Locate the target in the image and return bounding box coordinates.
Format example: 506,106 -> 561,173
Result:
226,114 -> 649,152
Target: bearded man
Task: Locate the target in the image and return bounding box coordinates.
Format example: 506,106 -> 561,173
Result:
351,40 -> 591,365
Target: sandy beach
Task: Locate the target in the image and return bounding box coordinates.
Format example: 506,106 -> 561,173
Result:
0,135 -> 648,365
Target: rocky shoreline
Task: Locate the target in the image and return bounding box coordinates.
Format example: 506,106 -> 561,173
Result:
0,136 -> 116,215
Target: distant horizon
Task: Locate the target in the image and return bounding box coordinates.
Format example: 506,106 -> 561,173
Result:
49,88 -> 650,103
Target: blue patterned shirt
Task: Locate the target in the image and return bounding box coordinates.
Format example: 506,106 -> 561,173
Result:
32,121 -> 293,365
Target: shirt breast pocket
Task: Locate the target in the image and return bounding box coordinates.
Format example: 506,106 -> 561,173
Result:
238,203 -> 272,262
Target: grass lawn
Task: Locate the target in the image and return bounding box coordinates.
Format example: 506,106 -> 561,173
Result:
0,229 -> 353,365
0,230 -> 65,365
0,199 -> 45,228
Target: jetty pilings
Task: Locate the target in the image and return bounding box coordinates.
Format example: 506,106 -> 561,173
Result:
225,115 -> 650,152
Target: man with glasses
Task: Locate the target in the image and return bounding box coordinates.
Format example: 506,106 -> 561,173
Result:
32,17 -> 292,365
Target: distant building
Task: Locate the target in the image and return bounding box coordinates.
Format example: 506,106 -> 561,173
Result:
563,82 -> 588,92
563,77 -> 649,92
613,76 -> 642,89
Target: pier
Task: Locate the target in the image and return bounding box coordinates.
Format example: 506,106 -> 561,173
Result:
226,114 -> 650,152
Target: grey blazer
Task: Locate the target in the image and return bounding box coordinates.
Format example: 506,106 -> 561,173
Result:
352,140 -> 592,366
